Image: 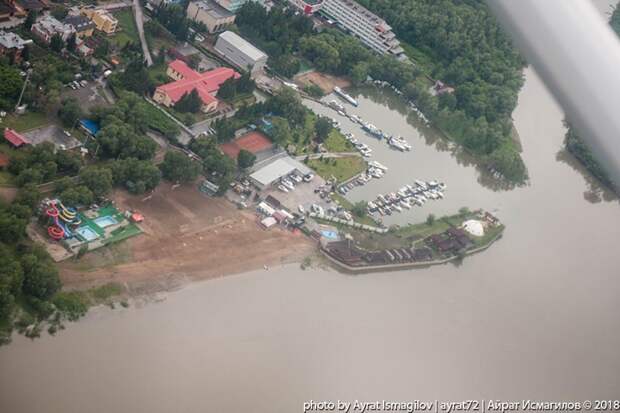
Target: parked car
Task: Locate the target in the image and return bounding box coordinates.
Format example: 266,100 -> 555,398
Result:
303,173 -> 315,182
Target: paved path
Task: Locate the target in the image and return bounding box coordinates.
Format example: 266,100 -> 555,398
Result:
133,0 -> 153,67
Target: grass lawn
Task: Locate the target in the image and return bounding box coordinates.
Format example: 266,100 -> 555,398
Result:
111,9 -> 139,48
306,155 -> 366,183
0,171 -> 14,186
394,219 -> 452,244
331,193 -> 376,226
1,111 -> 50,132
104,223 -> 142,245
147,62 -> 170,86
323,129 -> 354,152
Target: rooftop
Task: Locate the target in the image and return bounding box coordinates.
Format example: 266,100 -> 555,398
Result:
4,128 -> 30,147
63,15 -> 95,31
157,59 -> 240,106
0,30 -> 30,50
250,156 -> 312,186
217,31 -> 267,61
34,15 -> 74,34
190,0 -> 234,19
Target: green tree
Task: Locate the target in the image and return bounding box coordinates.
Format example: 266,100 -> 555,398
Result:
426,214 -> 436,226
160,151 -> 200,183
314,116 -> 332,143
15,184 -> 41,209
58,97 -> 83,128
24,10 -> 36,31
55,150 -> 82,174
66,33 -> 77,53
0,62 -> 24,110
0,210 -> 27,243
60,185 -> 94,206
174,89 -> 202,113
110,158 -> 161,194
50,34 -> 65,53
119,59 -> 153,95
269,117 -> 292,146
21,253 -> 60,301
237,149 -> 256,169
351,201 -> 367,218
217,78 -> 237,100
79,166 -> 113,198
94,39 -> 110,59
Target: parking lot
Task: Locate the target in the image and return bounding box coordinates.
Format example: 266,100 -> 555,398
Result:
62,79 -> 111,111
259,172 -> 346,218
23,124 -> 81,150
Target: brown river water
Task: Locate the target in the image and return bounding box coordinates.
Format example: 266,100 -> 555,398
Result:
1,2 -> 619,411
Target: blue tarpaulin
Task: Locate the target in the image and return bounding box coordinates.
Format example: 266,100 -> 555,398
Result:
79,119 -> 100,136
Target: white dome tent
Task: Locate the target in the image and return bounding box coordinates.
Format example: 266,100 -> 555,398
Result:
463,220 -> 485,237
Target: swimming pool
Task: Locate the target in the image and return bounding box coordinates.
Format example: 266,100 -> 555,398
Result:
321,230 -> 339,240
76,226 -> 99,242
94,216 -> 118,228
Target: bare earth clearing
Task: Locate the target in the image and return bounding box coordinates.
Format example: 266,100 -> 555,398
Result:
294,71 -> 351,94
58,183 -> 315,296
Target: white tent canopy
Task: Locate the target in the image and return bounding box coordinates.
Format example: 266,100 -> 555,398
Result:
463,220 -> 485,237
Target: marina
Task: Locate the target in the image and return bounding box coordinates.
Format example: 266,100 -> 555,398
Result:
366,180 -> 447,217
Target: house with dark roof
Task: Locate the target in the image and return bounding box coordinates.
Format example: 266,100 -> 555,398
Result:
63,14 -> 95,37
3,128 -> 30,148
152,59 -> 239,113
436,238 -> 457,254
412,247 -> 432,262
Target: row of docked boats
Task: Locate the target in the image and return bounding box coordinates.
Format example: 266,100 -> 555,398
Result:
368,79 -> 430,126
366,180 -> 447,216
344,133 -> 372,158
338,161 -> 389,195
327,99 -> 413,152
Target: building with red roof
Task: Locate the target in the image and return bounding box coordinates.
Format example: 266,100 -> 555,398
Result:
3,128 -> 30,148
153,59 -> 240,113
220,130 -> 273,159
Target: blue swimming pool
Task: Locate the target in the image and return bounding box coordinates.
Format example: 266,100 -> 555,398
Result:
321,230 -> 339,240
76,226 -> 99,242
94,216 -> 118,228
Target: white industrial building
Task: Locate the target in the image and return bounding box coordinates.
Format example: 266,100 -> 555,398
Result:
214,31 -> 268,75
249,156 -> 312,189
320,0 -> 405,59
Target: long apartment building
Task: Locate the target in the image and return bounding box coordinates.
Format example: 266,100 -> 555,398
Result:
320,0 -> 405,59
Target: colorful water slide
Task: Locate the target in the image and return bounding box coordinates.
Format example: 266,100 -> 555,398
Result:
57,201 -> 77,220
55,215 -> 72,238
46,205 -> 64,240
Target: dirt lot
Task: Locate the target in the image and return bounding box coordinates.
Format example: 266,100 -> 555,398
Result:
59,183 -> 316,295
294,71 -> 352,94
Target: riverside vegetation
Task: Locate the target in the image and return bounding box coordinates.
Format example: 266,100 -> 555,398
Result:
236,1 -> 528,184
562,2 -> 620,192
